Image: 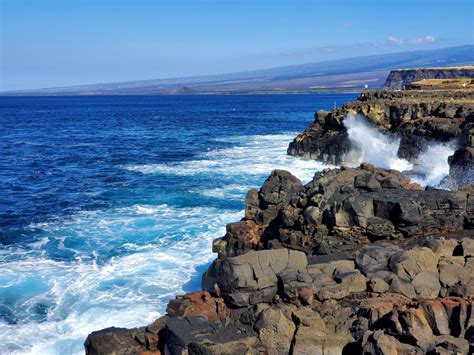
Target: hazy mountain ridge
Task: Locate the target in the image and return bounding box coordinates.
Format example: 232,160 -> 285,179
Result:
3,45 -> 473,95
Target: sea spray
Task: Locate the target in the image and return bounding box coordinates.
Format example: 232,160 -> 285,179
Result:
342,112 -> 412,171
343,112 -> 456,187
409,141 -> 457,186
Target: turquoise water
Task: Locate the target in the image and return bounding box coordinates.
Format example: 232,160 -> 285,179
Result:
0,94 -> 356,353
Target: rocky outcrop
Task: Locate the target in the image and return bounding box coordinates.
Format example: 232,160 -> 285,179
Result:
288,89 -> 474,165
288,85 -> 474,189
384,67 -> 474,91
213,166 -> 472,258
85,167 -> 474,355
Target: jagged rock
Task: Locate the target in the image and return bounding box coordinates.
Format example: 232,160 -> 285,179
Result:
422,300 -> 450,336
288,86 -> 474,186
85,161 -> 474,355
217,167 -> 472,258
87,230 -> 474,355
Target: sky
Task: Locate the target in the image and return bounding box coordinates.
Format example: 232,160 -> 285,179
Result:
1,0 -> 473,91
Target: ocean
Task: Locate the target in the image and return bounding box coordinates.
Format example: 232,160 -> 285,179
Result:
0,94 -> 357,354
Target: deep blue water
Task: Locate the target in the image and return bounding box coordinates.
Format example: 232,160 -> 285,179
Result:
0,94 -> 356,354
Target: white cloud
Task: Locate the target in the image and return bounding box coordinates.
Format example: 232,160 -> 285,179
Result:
387,35 -> 436,46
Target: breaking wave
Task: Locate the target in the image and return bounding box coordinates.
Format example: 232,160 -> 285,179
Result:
0,205 -> 242,354
343,112 -> 456,186
125,133 -> 332,185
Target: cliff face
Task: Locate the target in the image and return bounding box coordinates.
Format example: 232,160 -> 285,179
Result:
287,88 -> 474,187
384,67 -> 474,90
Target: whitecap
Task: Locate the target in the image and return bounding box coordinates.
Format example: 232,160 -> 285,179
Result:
123,133 -> 331,184
0,205 -> 243,354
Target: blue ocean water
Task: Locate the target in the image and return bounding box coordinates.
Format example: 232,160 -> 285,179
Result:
0,94 -> 357,354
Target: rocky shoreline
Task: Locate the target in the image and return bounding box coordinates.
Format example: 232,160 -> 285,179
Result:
85,165 -> 474,355
287,87 -> 474,187
85,70 -> 474,355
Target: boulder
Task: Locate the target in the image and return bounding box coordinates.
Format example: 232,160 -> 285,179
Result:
166,291 -> 229,321
389,247 -> 439,282
216,249 -> 307,307
356,243 -> 403,276
411,271 -> 441,299
84,327 -> 148,355
368,277 -> 389,293
255,306 -> 295,354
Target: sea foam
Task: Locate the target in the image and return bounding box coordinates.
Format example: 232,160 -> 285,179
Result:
125,133 -> 332,185
2,134 -> 332,354
343,112 -> 456,187
0,205 -> 242,354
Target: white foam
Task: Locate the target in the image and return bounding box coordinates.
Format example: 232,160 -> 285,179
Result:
409,141 -> 457,186
343,112 -> 456,187
343,112 -> 413,172
0,205 -> 243,354
124,133 -> 331,184
189,184 -> 250,200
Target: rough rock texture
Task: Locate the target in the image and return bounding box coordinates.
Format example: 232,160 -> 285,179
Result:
446,124 -> 474,187
214,167 -> 472,258
288,89 -> 474,166
288,76 -> 474,189
85,234 -> 474,355
86,167 -> 474,355
383,67 -> 474,91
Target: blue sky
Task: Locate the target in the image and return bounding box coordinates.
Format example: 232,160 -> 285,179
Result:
1,0 -> 473,90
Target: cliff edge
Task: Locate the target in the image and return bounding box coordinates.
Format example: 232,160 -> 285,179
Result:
384,66 -> 474,90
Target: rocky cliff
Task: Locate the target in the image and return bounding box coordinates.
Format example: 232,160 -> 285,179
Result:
85,166 -> 474,355
384,67 -> 474,91
287,87 -> 474,187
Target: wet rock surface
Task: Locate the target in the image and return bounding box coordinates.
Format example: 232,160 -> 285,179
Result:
287,84 -> 474,188
86,166 -> 473,355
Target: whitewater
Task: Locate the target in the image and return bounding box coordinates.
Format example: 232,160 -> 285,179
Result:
0,134 -> 328,354
343,112 -> 456,187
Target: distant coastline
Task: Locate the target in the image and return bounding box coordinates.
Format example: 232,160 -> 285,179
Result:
2,45 -> 473,97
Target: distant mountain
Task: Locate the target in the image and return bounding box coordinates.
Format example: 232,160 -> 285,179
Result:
3,45 -> 474,95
